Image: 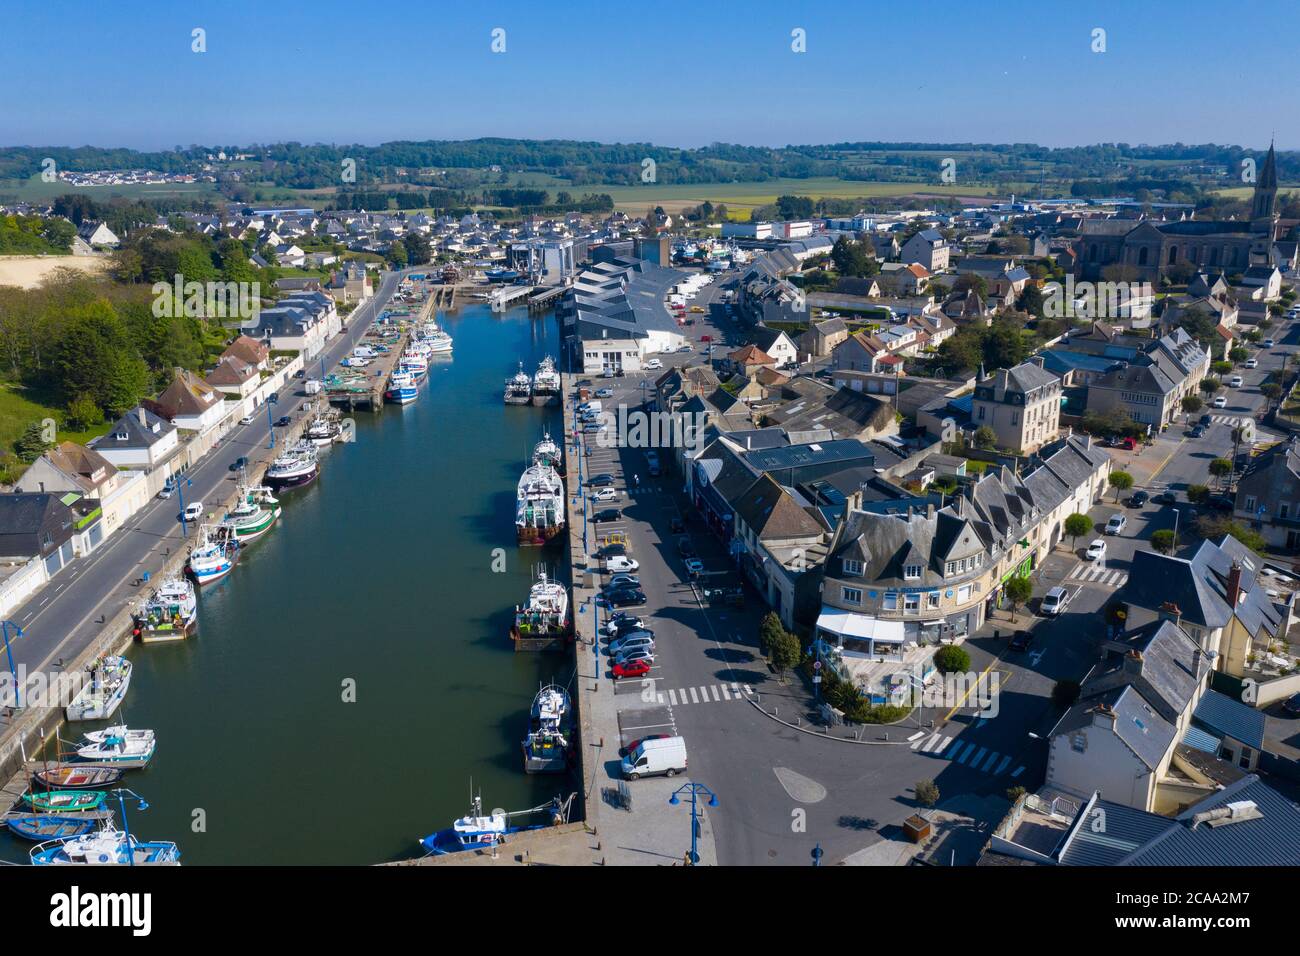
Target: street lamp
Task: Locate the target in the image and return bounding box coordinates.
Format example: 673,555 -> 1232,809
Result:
111,788 -> 151,866
174,476 -> 195,538
668,781 -> 718,865
1,620 -> 24,709
265,392 -> 279,450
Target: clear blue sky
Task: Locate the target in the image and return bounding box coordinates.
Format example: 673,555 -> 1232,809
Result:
4,0 -> 1296,151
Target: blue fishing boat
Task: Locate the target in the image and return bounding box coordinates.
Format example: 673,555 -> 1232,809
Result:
418,794 -> 570,856
31,828 -> 181,865
6,814 -> 102,842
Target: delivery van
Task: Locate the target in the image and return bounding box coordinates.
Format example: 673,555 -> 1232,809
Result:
621,735 -> 687,780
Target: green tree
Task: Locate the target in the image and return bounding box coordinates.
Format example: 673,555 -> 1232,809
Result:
758,611 -> 784,656
1199,376 -> 1221,396
1150,529 -> 1176,554
50,300 -> 150,416
1051,680 -> 1080,709
385,240 -> 408,268
1064,512 -> 1092,552
768,627 -> 802,680
915,779 -> 940,808
934,645 -> 971,674
1186,483 -> 1210,504
974,425 -> 998,449
1208,457 -> 1233,488
1181,394 -> 1203,414
65,393 -> 102,431
14,421 -> 51,463
1229,347 -> 1248,364
1211,360 -> 1233,376
1108,470 -> 1134,501
1004,575 -> 1033,621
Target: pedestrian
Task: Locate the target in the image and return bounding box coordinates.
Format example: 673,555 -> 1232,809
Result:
633,474 -> 639,489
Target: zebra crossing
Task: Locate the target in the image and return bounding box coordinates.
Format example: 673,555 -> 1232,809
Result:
1067,561 -> 1128,588
909,731 -> 1025,779
642,682 -> 755,707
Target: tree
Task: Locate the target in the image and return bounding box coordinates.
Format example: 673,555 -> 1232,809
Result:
1108,470 -> 1134,501
14,421 -> 51,463
1195,517 -> 1268,554
768,627 -> 802,680
1229,347 -> 1248,364
951,273 -> 988,299
1186,483 -> 1210,504
758,611 -> 784,655
402,232 -> 432,266
1208,457 -> 1234,489
1199,376 -> 1221,396
1051,680 -> 1080,709
385,240 -> 408,268
934,645 -> 971,674
1211,360 -> 1233,376
1064,512 -> 1092,552
915,779 -> 940,808
65,393 -> 102,431
1004,576 -> 1033,621
1181,394 -> 1203,414
1150,529 -> 1176,554
974,425 -> 998,449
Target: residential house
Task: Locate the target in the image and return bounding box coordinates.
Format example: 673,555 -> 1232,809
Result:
971,360 -> 1063,454
748,327 -> 799,367
77,220 -> 119,248
147,368 -> 226,435
1234,435 -> 1300,550
92,407 -> 179,471
798,317 -> 850,359
900,229 -> 950,272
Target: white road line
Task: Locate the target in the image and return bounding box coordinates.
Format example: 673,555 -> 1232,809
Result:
656,693 -> 664,704
923,734 -> 947,754
956,743 -> 975,764
1011,765 -> 1026,779
689,687 -> 700,704
621,721 -> 674,732
995,755 -> 1012,775
743,684 -> 753,695
907,731 -> 927,743
668,689 -> 678,706
970,746 -> 988,768
980,750 -> 1001,772
720,684 -> 732,700
710,685 -> 720,702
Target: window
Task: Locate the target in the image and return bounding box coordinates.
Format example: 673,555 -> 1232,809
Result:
977,406 -> 985,421
1011,411 -> 1020,425
958,584 -> 972,602
841,559 -> 863,577
882,592 -> 898,611
1282,504 -> 1291,520
842,587 -> 862,606
904,564 -> 922,580
1244,496 -> 1256,513
946,561 -> 956,575
1071,733 -> 1087,754
903,593 -> 920,613
927,591 -> 941,609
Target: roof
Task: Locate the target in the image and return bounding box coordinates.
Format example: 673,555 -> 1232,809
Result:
99,406 -> 176,449
151,368 -> 220,419
0,493 -> 67,537
41,441 -> 116,491
730,473 -> 824,541
1121,549 -> 1230,628
1193,689 -> 1266,750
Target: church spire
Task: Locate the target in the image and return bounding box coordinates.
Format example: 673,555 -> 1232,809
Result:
1252,139 -> 1278,224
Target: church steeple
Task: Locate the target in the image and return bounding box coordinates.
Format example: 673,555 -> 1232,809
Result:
1252,140 -> 1278,223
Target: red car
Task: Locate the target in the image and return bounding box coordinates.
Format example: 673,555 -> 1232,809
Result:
612,659 -> 651,680
621,733 -> 671,756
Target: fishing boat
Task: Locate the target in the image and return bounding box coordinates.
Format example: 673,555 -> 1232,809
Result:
511,567 -> 570,645
485,268 -> 521,282
75,729 -> 156,769
515,463 -> 565,545
132,576 -> 197,642
522,683 -> 574,774
504,362 -> 532,405
21,789 -> 107,813
424,329 -> 454,353
224,484 -> 281,544
31,766 -> 124,791
65,656 -> 132,722
186,523 -> 240,586
531,355 -> 560,405
32,827 -> 181,866
264,441 -> 319,490
532,431 -> 563,474
418,794 -> 569,856
386,368 -> 419,405
304,413 -> 343,445
5,814 -> 103,842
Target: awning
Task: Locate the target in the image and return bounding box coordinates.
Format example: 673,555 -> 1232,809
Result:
815,610 -> 905,645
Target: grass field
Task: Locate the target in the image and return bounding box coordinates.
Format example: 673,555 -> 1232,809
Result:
0,381 -> 112,464
0,174 -> 221,204
1213,184 -> 1300,200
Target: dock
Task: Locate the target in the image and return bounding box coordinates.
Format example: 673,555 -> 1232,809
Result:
528,285 -> 566,314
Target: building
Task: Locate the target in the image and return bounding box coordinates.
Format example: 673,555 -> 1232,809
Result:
559,257 -> 686,374
1234,435 -> 1300,550
900,229 -> 950,272
92,407 -> 179,471
1085,362 -> 1178,431
146,368 -> 226,435
76,220 -> 119,248
971,360 -> 1062,454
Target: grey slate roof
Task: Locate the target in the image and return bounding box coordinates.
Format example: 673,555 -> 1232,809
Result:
101,407 -> 176,449
1121,549 -> 1231,629
1193,689 -> 1266,750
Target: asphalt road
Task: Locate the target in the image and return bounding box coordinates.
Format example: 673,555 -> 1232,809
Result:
3,269 -> 404,697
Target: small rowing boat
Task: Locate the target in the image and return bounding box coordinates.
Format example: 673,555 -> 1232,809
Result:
30,766 -> 124,791
21,789 -> 108,813
5,814 -> 103,842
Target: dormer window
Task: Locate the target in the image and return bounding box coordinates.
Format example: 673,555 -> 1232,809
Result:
904,564 -> 922,580
841,558 -> 863,577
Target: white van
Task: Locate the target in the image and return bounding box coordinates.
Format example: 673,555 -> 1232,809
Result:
579,401 -> 603,416
621,735 -> 687,780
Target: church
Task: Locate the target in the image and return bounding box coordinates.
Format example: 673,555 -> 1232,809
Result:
1075,143 -> 1286,283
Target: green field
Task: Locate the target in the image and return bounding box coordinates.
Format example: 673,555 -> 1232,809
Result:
0,174 -> 221,204
1213,184 -> 1300,200
0,381 -> 112,467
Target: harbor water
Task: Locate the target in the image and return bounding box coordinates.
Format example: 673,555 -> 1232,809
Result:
2,304 -> 574,865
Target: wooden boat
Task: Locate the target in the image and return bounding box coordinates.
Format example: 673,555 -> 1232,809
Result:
21,789 -> 107,813
31,766 -> 124,791
6,814 -> 102,842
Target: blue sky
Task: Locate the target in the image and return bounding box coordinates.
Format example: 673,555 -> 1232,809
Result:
4,0 -> 1296,151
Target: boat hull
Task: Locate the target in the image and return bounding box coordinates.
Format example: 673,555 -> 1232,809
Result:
65,660 -> 131,723
6,815 -> 101,842
516,524 -> 564,546
264,467 -> 318,490
188,555 -> 236,587
504,394 -> 532,405
31,766 -> 124,791
530,392 -> 560,406
228,508 -> 278,543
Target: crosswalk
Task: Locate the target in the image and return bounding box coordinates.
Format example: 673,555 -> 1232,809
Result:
652,682 -> 754,707
1067,562 -> 1128,588
909,731 -> 1025,779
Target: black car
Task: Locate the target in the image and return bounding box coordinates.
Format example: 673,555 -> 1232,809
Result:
606,620 -> 649,639
596,543 -> 627,558
676,535 -> 697,557
1008,630 -> 1034,652
586,474 -> 616,487
229,456 -> 249,472
275,415 -> 292,427
1129,490 -> 1149,508
1199,414 -> 1213,426
1189,425 -> 1206,438
592,508 -> 622,523
604,589 -> 647,608
669,516 -> 685,534
1153,491 -> 1177,506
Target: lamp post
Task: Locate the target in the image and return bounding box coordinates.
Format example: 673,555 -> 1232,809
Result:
174,476 -> 195,538
1,620 -> 23,709
668,781 -> 718,866
111,788 -> 151,866
265,392 -> 279,449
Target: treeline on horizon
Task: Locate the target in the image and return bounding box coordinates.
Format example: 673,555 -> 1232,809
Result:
1,138 -> 1293,191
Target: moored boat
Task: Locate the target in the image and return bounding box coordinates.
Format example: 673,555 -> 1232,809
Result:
31,766 -> 124,791
531,355 -> 560,405
522,683 -> 574,774
132,576 -> 197,642
531,431 -> 563,474
304,413 -> 343,445
65,656 -> 132,722
264,441 -> 319,490
504,362 -> 532,405
511,567 -> 570,646
186,523 -> 240,586
5,814 -> 103,842
31,828 -> 181,866
75,728 -> 156,769
515,463 -> 565,545
386,368 -> 419,405
21,789 -> 107,814
224,485 -> 281,544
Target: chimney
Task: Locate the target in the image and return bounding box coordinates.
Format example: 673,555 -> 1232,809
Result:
926,502 -> 935,519
1093,703 -> 1118,729
1192,644 -> 1203,675
137,407 -> 146,426
1158,601 -> 1182,625
1226,562 -> 1243,607
1122,649 -> 1143,676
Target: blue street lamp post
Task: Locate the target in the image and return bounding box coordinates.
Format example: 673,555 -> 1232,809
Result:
174,476 -> 195,538
112,789 -> 150,866
266,393 -> 279,449
668,782 -> 718,866
1,620 -> 24,709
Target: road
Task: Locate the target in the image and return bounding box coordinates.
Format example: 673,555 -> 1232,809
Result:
2,269 -> 404,703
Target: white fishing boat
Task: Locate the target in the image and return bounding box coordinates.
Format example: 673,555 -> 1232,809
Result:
132,577 -> 197,642
32,827 -> 181,866
424,329 -> 454,353
81,725 -> 155,746
65,656 -> 132,722
264,441 -> 319,490
504,362 -> 532,405
523,683 -> 573,774
531,355 -> 560,405
516,463 -> 565,545
304,413 -> 342,446
187,522 -> 240,586
75,728 -> 156,768
511,567 -> 570,646
532,431 -> 563,472
386,368 -> 419,405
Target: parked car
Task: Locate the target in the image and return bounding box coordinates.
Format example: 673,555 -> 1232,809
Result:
1085,539 -> 1107,561
1199,413 -> 1214,426
1008,630 -> 1034,652
1105,514 -> 1127,535
676,536 -> 697,557
1153,491 -> 1177,506
275,415 -> 292,427
182,502 -> 205,523
669,516 -> 685,534
683,557 -> 705,577
1212,395 -> 1228,408
612,659 -> 651,680
1119,436 -> 1138,450
586,474 -> 616,487
604,556 -> 639,573
156,485 -> 174,500
239,415 -> 256,426
1229,375 -> 1244,388
602,368 -> 617,378
1206,494 -> 1235,512
612,646 -> 655,666
594,388 -> 614,398
1263,338 -> 1276,348
605,574 -> 641,591
597,543 -> 628,558
1128,490 -> 1149,508
1041,587 -> 1070,616
621,736 -> 687,780
592,508 -> 622,523
229,456 -> 249,472
610,636 -> 656,659
677,345 -> 693,353
590,487 -> 619,502
604,618 -> 647,638
605,589 -> 648,608
644,359 -> 663,370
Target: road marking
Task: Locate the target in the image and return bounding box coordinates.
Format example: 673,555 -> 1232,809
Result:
689,687 -> 700,704
942,657 -> 998,725
709,684 -> 720,702
720,684 -> 732,700
907,731 -> 926,743
1011,765 -> 1026,779
995,755 -> 1012,774
1147,436 -> 1187,484
956,743 -> 976,765
943,738 -> 963,758
970,746 -> 988,768
980,750 -> 1000,771
668,689 -> 678,706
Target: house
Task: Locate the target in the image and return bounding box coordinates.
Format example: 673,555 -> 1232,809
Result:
900,229 -> 950,272
971,360 -> 1063,454
1085,362 -> 1179,431
902,263 -> 931,295
748,327 -> 799,367
798,317 -> 850,359
221,334 -> 271,371
205,356 -> 260,400
76,220 -> 119,248
146,368 -> 226,434
0,493 -> 78,574
727,344 -> 776,378
1234,435 -> 1300,550
763,383 -> 897,443
1239,264 -> 1282,301
13,442 -> 118,500
92,407 -> 179,471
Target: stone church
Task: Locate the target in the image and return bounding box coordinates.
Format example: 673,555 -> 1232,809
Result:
1076,143 -> 1284,283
